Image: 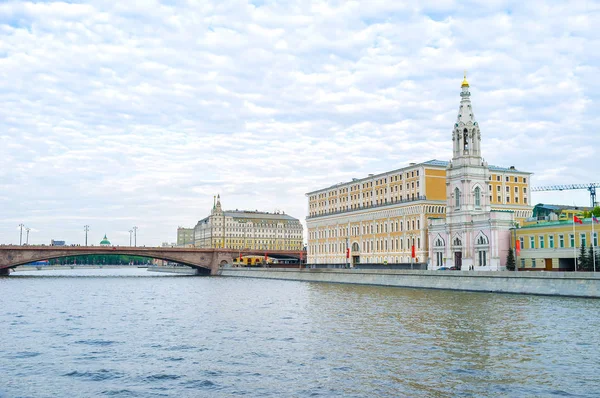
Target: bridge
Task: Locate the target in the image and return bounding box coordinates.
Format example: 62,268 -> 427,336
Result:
0,246 -> 304,276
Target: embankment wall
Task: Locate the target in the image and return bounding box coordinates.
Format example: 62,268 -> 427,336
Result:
218,268 -> 600,298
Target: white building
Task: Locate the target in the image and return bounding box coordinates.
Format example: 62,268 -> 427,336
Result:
193,195 -> 303,250
427,76 -> 531,271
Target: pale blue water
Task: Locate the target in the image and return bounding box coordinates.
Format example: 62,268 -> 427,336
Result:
1,268 -> 599,397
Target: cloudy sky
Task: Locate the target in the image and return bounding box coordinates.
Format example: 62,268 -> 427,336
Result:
1,0 -> 598,246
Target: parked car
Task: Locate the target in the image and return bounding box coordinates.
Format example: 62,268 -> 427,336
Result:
438,267 -> 449,270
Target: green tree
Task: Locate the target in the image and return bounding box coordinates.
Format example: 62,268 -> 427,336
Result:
578,243 -> 590,271
588,245 -> 597,272
506,248 -> 516,271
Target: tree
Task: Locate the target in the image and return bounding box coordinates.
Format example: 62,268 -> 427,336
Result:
583,207 -> 600,218
589,245 -> 597,272
578,243 -> 590,271
506,248 -> 516,271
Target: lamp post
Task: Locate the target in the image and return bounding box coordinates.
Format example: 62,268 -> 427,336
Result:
19,223 -> 24,245
129,230 -> 133,246
133,226 -> 138,247
84,225 -> 89,246
26,228 -> 30,245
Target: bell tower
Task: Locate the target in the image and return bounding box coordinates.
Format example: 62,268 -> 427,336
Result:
452,73 -> 482,165
447,74 -> 490,219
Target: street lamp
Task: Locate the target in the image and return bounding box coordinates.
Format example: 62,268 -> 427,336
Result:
133,226 -> 138,247
84,225 -> 90,246
19,223 -> 24,245
26,227 -> 30,245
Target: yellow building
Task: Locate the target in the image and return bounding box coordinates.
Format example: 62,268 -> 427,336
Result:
194,195 -> 303,251
306,76 -> 533,266
513,218 -> 599,271
306,160 -> 532,265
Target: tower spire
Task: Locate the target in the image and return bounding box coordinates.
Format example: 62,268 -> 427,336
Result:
452,73 -> 481,162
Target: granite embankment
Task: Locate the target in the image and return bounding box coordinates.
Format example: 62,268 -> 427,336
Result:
218,267 -> 600,298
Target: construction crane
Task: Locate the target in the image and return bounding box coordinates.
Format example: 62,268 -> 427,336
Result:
531,183 -> 600,208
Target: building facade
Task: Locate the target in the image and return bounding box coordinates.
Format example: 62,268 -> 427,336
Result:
428,76 -> 532,271
193,195 -> 303,251
306,76 -> 532,266
177,227 -> 194,247
514,218 -> 599,271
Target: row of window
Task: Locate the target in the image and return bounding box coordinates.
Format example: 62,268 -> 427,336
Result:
491,185 -> 528,194
310,219 -> 422,240
522,232 -> 598,249
310,170 -> 422,201
490,175 -> 527,183
309,237 -> 421,255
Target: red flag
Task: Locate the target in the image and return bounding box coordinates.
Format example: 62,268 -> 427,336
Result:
265,252 -> 268,261
574,215 -> 583,225
516,239 -> 521,256
239,253 -> 243,261
346,248 -> 350,259
411,245 -> 416,258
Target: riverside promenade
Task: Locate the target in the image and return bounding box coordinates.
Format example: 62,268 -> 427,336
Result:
218,267 -> 600,298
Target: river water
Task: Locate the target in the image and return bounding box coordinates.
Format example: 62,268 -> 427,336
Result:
1,268 -> 599,397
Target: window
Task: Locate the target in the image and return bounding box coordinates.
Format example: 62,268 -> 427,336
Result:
532,258 -> 536,268
570,234 -> 575,248
497,195 -> 501,202
519,237 -> 524,250
581,233 -> 587,247
549,235 -> 554,248
497,186 -> 500,192
496,176 -> 500,181
530,236 -> 535,249
478,251 -> 487,266
506,196 -> 510,203
515,197 -> 519,203
594,232 -> 598,247
475,187 -> 481,207
539,236 -> 544,249
489,185 -> 492,191
506,176 -> 509,182
524,178 -> 527,183
506,186 -> 510,192
514,177 -> 518,182
559,235 -> 564,248
455,187 -> 460,208
514,186 -> 519,192
521,259 -> 525,268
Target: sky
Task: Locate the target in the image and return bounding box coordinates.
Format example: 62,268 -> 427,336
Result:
1,0 -> 599,246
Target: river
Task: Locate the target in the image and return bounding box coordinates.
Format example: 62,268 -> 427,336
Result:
1,268 -> 599,397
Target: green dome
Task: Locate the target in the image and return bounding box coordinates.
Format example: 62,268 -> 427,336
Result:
100,234 -> 111,246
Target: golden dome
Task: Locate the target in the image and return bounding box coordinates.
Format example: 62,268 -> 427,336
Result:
461,71 -> 469,87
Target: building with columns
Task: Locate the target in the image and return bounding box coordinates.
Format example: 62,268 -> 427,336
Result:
306,76 -> 532,266
193,195 -> 303,251
428,75 -> 532,270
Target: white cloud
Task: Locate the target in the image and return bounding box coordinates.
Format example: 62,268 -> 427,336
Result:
0,0 -> 598,246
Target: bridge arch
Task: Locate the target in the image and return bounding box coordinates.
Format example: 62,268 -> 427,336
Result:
0,247 -> 304,276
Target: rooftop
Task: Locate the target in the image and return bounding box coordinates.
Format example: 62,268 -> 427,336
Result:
224,210 -> 299,221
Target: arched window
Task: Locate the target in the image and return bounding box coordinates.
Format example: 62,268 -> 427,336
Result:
474,186 -> 481,207
352,242 -> 359,252
455,187 -> 460,208
463,128 -> 469,151
477,235 -> 488,245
